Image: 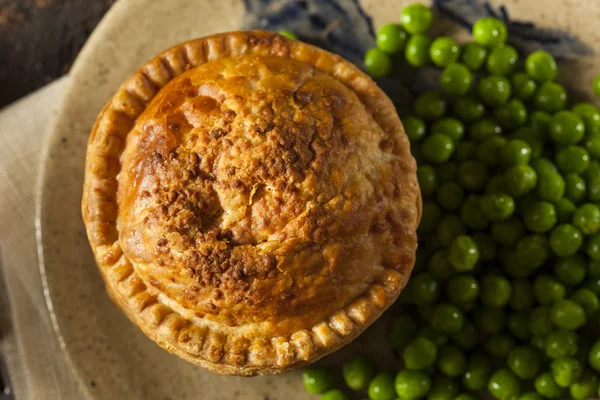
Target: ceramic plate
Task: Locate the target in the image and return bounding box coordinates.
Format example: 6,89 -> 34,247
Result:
36,0 -> 600,399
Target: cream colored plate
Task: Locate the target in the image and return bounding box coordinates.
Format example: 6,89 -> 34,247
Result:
36,0 -> 600,398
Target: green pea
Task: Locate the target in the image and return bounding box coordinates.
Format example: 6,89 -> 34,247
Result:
502,139 -> 532,167
436,162 -> 458,182
477,136 -> 507,167
481,275 -> 511,308
512,72 -> 538,100
486,174 -> 507,194
550,224 -> 583,257
422,133 -> 454,164
417,165 -> 438,196
446,274 -> 479,305
555,198 -> 577,223
415,91 -> 447,121
513,126 -> 545,158
277,30 -> 297,39
437,215 -> 465,246
589,340 -> 600,372
481,193 -> 515,222
550,357 -> 583,388
474,307 -> 505,334
453,141 -> 477,161
570,370 -> 599,400
455,394 -> 477,400
584,160 -> 600,181
510,278 -> 535,310
403,337 -> 437,370
545,329 -> 578,359
303,368 -> 334,394
417,326 -> 448,347
590,260 -> 600,278
531,110 -> 553,136
534,275 -> 566,304
405,34 -> 432,67
478,75 -> 511,106
529,306 -> 553,336
485,334 -> 515,359
556,145 -> 590,174
508,346 -> 541,379
504,250 -> 533,278
388,315 -> 418,349
571,288 -> 599,315
432,118 -> 465,141
536,170 -> 565,202
437,181 -> 465,211
587,233 -> 600,260
484,175 -> 510,194
535,82 -> 567,113
573,203 -> 600,234
431,303 -> 465,333
419,202 -> 442,233
437,345 -> 467,377
489,369 -> 521,400
458,160 -> 489,191
531,335 -> 547,353
400,4 -> 433,34
583,133 -> 600,158
523,201 -> 557,233
526,50 -> 558,82
377,23 -> 408,54
508,311 -> 532,340
451,321 -> 478,350
516,234 -> 550,268
453,95 -> 485,122
550,299 -> 586,330
518,392 -> 544,400
430,37 -> 460,67
427,376 -> 459,400
321,389 -> 348,400
462,352 -> 492,391
584,277 -> 600,295
495,98 -> 528,130
565,174 -> 587,204
554,254 -> 586,287
369,372 -> 396,400
441,63 -> 473,95
461,42 -> 488,71
532,157 -> 558,175
427,250 -> 453,281
504,165 -> 537,197
572,102 -> 600,133
469,117 -> 502,142
472,17 -> 507,47
487,44 -> 518,76
394,370 -> 431,399
460,195 -> 489,230
534,372 -> 563,398
587,175 -> 600,202
471,232 -> 497,261
364,48 -> 393,77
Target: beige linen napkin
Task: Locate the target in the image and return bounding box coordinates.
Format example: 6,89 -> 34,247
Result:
0,77 -> 86,399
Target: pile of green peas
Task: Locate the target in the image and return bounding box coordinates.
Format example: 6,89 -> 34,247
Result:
299,4 -> 600,400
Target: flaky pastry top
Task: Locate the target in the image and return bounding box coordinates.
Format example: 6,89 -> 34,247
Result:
82,30 -> 420,375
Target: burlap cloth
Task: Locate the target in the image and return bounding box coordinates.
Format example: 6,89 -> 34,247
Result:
0,77 -> 86,399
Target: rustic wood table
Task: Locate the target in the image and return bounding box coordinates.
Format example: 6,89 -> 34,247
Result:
0,0 -> 116,108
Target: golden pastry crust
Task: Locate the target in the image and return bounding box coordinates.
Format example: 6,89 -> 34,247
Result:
82,30 -> 421,375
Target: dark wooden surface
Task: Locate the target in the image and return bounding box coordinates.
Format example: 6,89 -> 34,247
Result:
0,0 -> 117,108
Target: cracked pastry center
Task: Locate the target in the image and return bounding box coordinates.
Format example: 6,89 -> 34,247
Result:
117,54 -> 415,335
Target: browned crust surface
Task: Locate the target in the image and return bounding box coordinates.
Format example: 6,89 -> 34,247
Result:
82,30 -> 420,375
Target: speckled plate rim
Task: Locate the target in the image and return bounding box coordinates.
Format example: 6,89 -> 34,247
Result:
34,1 -> 176,396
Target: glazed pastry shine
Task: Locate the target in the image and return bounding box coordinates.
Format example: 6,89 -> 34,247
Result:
82,30 -> 420,375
